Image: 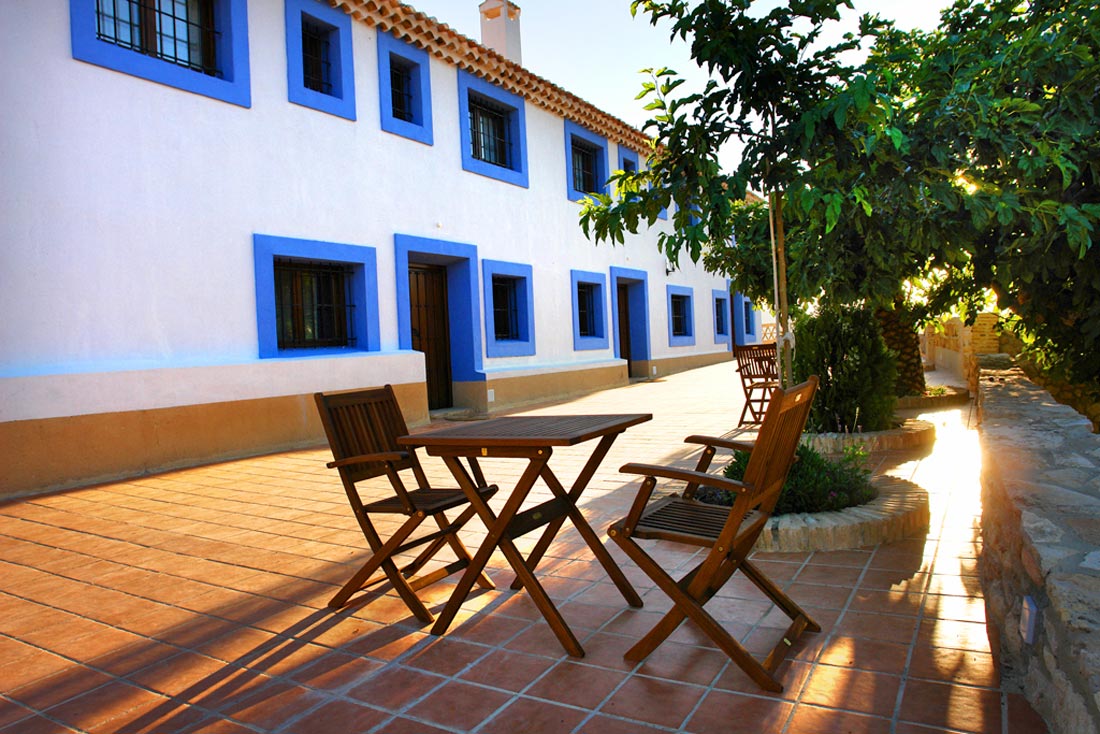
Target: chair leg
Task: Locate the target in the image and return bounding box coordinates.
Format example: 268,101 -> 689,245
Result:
435,505 -> 496,590
331,514 -> 435,624
614,534 -> 784,691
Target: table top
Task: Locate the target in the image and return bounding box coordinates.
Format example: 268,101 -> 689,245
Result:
398,413 -> 652,448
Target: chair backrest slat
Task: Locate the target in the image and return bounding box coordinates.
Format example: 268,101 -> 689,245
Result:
741,377 -> 818,507
733,343 -> 778,381
315,385 -> 419,483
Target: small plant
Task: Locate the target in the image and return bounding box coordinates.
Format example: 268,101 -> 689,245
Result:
694,443 -> 877,516
925,385 -> 948,397
792,305 -> 897,433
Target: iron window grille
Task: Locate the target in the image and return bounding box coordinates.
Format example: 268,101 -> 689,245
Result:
577,283 -> 598,337
716,299 -> 728,334
274,258 -> 356,349
95,0 -> 219,76
470,94 -> 511,168
492,276 -> 520,341
671,294 -> 690,337
390,56 -> 415,122
571,137 -> 598,194
301,17 -> 333,95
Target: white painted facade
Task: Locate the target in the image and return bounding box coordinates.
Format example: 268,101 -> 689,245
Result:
0,1 -> 732,429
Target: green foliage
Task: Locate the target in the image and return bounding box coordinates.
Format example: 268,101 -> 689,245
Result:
792,305 -> 897,432
582,0 -> 1100,384
697,443 -> 876,516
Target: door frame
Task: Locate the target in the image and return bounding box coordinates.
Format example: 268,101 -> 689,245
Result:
610,266 -> 650,378
395,234 -> 483,395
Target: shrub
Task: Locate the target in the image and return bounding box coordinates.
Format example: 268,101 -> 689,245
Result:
694,444 -> 877,516
792,305 -> 897,433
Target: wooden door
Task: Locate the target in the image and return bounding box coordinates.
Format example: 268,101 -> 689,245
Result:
617,283 -> 634,376
409,264 -> 453,410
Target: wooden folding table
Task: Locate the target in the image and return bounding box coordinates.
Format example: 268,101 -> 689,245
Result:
398,413 -> 650,656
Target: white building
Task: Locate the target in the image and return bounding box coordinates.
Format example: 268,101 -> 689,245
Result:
0,0 -> 735,496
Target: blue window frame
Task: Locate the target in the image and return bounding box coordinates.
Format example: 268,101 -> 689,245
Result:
458,70 -> 528,188
619,147 -> 639,175
571,270 -> 609,351
713,289 -> 731,345
253,234 -> 379,358
377,32 -> 433,145
285,0 -> 355,120
70,0 -> 251,107
565,120 -> 609,201
667,285 -> 695,347
482,261 -> 535,358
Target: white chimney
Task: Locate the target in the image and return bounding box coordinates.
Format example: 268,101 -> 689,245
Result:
479,0 -> 522,65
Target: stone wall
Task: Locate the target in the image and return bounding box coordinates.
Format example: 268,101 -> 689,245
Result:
977,355 -> 1100,734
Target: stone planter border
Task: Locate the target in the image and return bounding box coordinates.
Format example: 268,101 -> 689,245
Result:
801,418 -> 937,455
753,475 -> 930,553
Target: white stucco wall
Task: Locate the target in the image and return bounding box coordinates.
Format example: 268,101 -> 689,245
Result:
0,1 -> 730,422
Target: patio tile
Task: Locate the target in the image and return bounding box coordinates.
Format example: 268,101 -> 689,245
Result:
816,636 -> 911,675
0,367 -> 1053,734
834,610 -> 919,645
799,666 -> 901,716
282,700 -> 390,734
684,689 -> 793,733
403,680 -> 512,730
574,713 -> 670,734
477,697 -> 589,734
600,676 -> 704,729
460,648 -> 556,692
525,660 -> 626,708
908,645 -> 998,687
786,704 -> 892,734
346,666 -> 445,711
898,679 -> 1002,733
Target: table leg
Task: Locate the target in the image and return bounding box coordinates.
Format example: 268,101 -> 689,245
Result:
431,454 -> 585,656
509,434 -> 641,607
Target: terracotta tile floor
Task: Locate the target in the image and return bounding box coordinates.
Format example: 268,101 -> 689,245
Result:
0,364 -> 1051,733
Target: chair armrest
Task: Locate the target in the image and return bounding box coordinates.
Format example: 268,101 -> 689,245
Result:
619,463 -> 751,495
326,451 -> 409,470
683,435 -> 756,453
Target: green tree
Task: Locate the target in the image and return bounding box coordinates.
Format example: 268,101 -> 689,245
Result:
583,0 -> 1100,386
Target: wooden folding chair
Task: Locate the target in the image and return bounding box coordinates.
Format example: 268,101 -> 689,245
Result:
733,342 -> 780,426
607,376 -> 819,692
314,385 -> 498,623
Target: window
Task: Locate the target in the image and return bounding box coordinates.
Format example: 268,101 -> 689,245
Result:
713,289 -> 730,344
483,260 -> 535,357
301,19 -> 332,94
577,283 -> 598,337
471,96 -> 512,167
620,148 -> 639,175
571,270 -> 609,351
492,277 -> 519,341
564,120 -> 608,201
667,285 -> 695,346
743,298 -> 755,337
458,71 -> 528,187
275,259 -> 353,348
253,235 -> 379,358
378,32 -> 433,145
71,0 -> 250,106
285,0 -> 355,120
96,0 -> 217,74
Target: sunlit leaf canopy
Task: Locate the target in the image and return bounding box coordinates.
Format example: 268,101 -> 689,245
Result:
580,0 -> 1100,382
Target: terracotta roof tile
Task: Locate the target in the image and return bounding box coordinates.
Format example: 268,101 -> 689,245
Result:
330,0 -> 653,154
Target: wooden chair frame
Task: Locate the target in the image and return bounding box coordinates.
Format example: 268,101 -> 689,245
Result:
608,377 -> 820,691
733,342 -> 780,426
314,385 -> 497,623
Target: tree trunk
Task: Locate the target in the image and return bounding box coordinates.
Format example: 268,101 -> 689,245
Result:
875,305 -> 926,397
